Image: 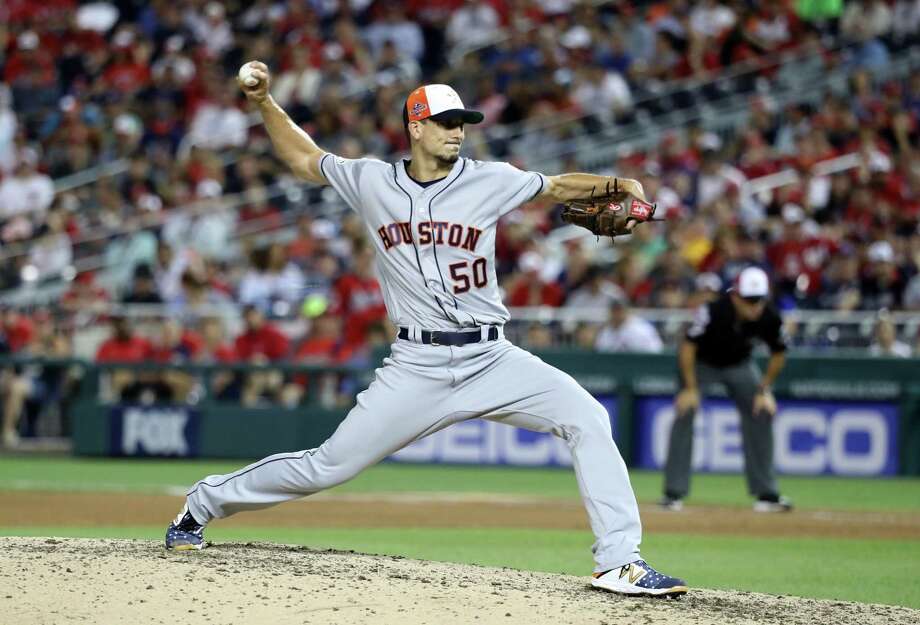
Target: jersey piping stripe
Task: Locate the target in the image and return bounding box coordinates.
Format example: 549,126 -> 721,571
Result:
187,448 -> 319,496
392,164 -> 453,322
319,152 -> 331,182
530,172 -> 545,201
428,158 -> 467,310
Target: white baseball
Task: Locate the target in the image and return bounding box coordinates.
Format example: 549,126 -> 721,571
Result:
238,63 -> 259,87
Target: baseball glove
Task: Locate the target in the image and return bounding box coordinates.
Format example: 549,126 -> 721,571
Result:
561,180 -> 658,238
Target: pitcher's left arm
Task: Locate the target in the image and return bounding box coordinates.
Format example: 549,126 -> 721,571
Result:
539,174 -> 646,203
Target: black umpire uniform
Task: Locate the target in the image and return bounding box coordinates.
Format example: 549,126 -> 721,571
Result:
662,267 -> 790,510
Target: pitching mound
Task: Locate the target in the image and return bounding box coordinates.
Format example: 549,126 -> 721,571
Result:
2,538 -> 914,625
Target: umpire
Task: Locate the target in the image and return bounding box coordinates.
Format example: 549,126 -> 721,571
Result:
661,267 -> 792,513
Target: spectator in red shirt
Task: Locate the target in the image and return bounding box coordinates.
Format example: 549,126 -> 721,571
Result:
235,305 -> 290,406
95,316 -> 164,402
196,317 -> 237,401
1,308 -> 35,353
0,307 -> 36,447
102,31 -> 152,95
332,243 -> 387,349
149,319 -> 202,402
286,214 -> 320,268
282,310 -> 356,408
61,271 -> 111,317
235,306 -> 289,361
198,317 -> 237,364
95,316 -> 152,363
766,203 -> 838,304
506,251 -> 565,307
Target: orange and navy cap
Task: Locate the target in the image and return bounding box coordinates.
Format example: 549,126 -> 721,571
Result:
405,84 -> 484,124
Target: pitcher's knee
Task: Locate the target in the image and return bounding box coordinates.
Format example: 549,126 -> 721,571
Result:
565,398 -> 613,441
302,458 -> 362,492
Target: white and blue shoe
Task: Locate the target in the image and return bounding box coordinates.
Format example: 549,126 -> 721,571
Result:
165,504 -> 206,551
591,559 -> 688,597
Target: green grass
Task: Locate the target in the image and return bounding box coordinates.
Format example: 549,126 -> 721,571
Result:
4,525 -> 918,609
1,456 -> 919,511
3,457 -> 920,608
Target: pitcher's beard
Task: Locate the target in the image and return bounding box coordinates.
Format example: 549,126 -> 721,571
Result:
436,153 -> 459,167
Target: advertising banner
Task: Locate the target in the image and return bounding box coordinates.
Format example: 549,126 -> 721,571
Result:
110,405 -> 200,457
634,397 -> 899,476
389,395 -> 618,467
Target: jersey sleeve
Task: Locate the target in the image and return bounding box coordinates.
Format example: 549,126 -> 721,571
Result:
493,162 -> 547,217
761,308 -> 788,353
319,154 -> 377,215
685,304 -> 713,344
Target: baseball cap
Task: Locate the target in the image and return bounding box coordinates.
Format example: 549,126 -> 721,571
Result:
733,267 -> 770,298
867,240 -> 895,263
695,272 -> 723,293
781,203 -> 805,224
405,84 -> 484,124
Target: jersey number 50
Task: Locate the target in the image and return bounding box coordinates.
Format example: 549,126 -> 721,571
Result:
449,258 -> 488,294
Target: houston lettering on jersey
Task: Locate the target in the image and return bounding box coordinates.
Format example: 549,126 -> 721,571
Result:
377,221 -> 482,252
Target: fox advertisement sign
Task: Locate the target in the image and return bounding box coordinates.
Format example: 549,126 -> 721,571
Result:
111,406 -> 200,457
389,396 -> 618,467
634,397 -> 898,476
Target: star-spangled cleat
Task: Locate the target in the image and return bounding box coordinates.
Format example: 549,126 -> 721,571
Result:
591,559 -> 688,598
165,504 -> 206,551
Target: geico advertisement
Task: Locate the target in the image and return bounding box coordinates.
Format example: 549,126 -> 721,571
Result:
635,397 -> 899,476
389,396 -> 618,467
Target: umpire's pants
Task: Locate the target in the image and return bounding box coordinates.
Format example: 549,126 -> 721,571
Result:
663,359 -> 778,498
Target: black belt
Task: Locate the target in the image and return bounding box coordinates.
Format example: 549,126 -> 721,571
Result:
398,326 -> 499,346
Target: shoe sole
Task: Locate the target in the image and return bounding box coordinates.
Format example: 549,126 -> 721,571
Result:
752,504 -> 793,513
592,580 -> 689,598
166,542 -> 204,551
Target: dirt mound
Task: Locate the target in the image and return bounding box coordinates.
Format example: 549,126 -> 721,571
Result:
2,537 -> 915,625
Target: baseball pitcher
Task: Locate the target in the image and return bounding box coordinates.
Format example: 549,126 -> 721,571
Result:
165,61 -> 686,598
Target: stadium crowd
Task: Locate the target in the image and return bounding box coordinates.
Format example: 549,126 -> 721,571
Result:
1,1 -> 920,443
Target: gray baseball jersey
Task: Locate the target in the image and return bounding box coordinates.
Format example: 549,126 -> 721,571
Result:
320,155 -> 544,329
184,154 -> 644,573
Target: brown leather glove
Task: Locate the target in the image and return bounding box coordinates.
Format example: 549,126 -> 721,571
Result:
561,180 -> 658,238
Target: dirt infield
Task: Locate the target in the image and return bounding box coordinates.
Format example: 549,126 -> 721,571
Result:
3,537 -> 917,625
3,490 -> 919,539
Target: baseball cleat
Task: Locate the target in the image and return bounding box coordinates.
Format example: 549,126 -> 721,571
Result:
591,560 -> 688,598
165,504 -> 206,551
752,494 -> 793,513
657,495 -> 684,512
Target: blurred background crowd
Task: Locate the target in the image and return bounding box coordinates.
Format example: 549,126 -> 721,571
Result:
1,0 -> 920,443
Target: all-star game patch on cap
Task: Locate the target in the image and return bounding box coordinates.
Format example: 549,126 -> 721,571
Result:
405,84 -> 484,124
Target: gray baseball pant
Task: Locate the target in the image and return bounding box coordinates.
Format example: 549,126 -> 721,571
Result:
663,359 -> 778,498
186,338 -> 642,573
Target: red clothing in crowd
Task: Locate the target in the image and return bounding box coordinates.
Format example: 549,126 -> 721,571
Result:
96,336 -> 153,362
294,337 -> 356,364
234,323 -> 289,361
3,315 -> 35,352
102,59 -> 151,93
198,343 -> 238,363
332,274 -> 387,347
150,331 -> 203,363
290,337 -> 357,388
507,280 -> 565,307
767,236 -> 839,295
